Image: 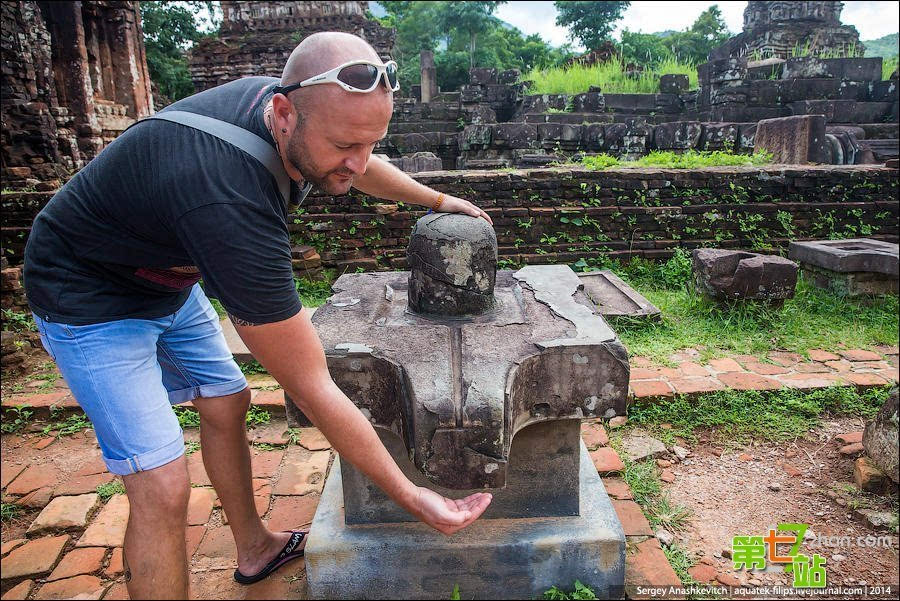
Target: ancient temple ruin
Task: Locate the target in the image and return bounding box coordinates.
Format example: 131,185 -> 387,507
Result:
188,1 -> 395,92
712,1 -> 863,60
1,1 -> 153,190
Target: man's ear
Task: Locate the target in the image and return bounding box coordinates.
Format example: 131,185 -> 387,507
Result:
272,93 -> 297,130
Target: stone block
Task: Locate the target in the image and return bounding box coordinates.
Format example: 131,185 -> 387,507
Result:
577,270 -> 661,320
789,239 -> 899,276
305,443 -> 625,600
581,123 -> 605,150
692,248 -> 798,302
27,494 -> 100,535
572,91 -> 604,112
854,456 -> 889,492
469,68 -> 497,86
699,122 -> 739,151
76,494 -> 128,547
871,80 -> 898,103
492,123 -> 538,149
1,535 -> 69,580
754,115 -> 829,163
652,121 -> 702,150
863,386 -> 898,484
659,74 -> 689,95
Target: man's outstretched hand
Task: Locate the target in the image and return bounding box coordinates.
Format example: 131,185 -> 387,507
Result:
410,486 -> 492,535
438,194 -> 494,225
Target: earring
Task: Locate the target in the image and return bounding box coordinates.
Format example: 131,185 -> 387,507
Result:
281,128 -> 287,133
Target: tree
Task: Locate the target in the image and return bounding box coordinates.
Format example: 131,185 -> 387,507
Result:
438,2 -> 507,69
140,1 -> 219,103
663,5 -> 731,63
554,1 -> 630,51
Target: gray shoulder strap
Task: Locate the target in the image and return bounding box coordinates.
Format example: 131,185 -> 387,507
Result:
145,110 -> 291,204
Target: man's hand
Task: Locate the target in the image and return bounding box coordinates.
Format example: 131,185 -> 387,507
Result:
410,487 -> 492,535
437,194 -> 493,225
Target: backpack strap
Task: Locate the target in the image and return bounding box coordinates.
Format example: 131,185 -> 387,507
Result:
144,110 -> 293,205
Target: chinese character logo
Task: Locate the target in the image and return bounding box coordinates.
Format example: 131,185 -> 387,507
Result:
731,523 -> 826,588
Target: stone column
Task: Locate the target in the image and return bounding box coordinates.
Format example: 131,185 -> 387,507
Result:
419,49 -> 437,103
108,2 -> 152,119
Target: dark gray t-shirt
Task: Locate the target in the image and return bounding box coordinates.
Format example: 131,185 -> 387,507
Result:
24,76 -> 308,325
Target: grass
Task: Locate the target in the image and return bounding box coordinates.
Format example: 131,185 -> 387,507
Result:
296,274 -> 334,308
245,405 -> 271,427
173,406 -> 201,429
1,308 -> 37,332
581,149 -> 773,170
595,251 -> 899,364
239,359 -> 268,375
96,480 -> 126,500
185,440 -> 201,455
523,56 -> 698,95
42,408 -> 91,438
1,405 -> 34,434
541,581 -> 598,600
1,502 -> 22,522
884,56 -> 899,81
627,385 -> 892,446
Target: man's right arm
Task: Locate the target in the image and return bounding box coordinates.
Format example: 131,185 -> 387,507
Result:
231,307 -> 492,535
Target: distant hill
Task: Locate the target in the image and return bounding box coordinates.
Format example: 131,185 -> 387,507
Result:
863,33 -> 898,58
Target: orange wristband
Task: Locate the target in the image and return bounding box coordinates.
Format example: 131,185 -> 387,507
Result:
433,193 -> 445,211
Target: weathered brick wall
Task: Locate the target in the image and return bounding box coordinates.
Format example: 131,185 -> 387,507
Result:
3,166 -> 897,270
288,165 -> 899,271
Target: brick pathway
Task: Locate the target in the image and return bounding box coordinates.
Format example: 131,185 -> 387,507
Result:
2,345 -> 897,599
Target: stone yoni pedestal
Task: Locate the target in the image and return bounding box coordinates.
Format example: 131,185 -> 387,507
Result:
299,214 -> 628,599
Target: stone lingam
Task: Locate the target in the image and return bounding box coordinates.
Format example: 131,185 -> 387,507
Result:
296,213 -> 629,599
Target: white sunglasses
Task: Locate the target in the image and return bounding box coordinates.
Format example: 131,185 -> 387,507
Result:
273,60 -> 400,95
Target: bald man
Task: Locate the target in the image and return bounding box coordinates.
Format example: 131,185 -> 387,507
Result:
23,32 -> 492,599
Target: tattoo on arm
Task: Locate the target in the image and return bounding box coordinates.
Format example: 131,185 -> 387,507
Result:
229,313 -> 260,327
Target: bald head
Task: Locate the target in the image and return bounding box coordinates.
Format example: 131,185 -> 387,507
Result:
282,32 -> 382,87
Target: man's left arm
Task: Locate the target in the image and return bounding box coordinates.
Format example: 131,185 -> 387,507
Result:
352,155 -> 493,224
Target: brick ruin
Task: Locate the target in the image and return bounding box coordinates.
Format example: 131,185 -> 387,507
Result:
1,1 -> 153,191
712,1 -> 863,60
188,1 -> 395,92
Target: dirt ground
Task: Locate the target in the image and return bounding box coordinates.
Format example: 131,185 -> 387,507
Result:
661,416 -> 899,597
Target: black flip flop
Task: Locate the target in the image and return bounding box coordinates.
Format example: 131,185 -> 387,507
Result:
233,530 -> 307,585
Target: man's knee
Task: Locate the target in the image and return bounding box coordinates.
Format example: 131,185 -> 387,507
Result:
123,456 -> 191,519
193,387 -> 252,428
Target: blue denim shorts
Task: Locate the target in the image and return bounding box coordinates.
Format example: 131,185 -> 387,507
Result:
33,284 -> 248,475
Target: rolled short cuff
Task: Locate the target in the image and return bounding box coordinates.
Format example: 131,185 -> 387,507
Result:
103,435 -> 186,476
166,377 -> 249,404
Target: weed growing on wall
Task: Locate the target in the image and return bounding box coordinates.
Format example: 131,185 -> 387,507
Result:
523,57 -> 698,95
581,150 -> 773,170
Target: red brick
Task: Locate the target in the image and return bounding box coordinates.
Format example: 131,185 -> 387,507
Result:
767,351 -> 803,367
0,392 -> 72,410
718,372 -> 782,391
843,372 -> 889,387
839,349 -> 882,362
777,372 -> 843,390
626,538 -> 683,598
195,526 -> 235,560
186,525 -> 206,560
783,463 -> 803,477
33,575 -> 103,600
581,422 -> 609,450
1,539 -> 27,557
28,493 -> 100,534
670,378 -> 724,394
76,494 -> 128,548
250,389 -> 285,411
660,470 -> 676,483
808,349 -> 840,361
839,442 -> 865,455
657,367 -> 682,379
187,487 -> 216,526
102,582 -> 129,600
631,357 -> 654,368
32,437 -> 56,450
298,428 -> 331,451
251,450 -> 285,479
1,535 -> 70,579
688,563 -> 717,583
708,358 -> 743,372
612,500 -> 653,536
1,580 -> 34,600
630,380 -> 673,398
266,495 -> 319,531
602,477 -> 633,500
836,431 -> 863,444
73,457 -> 108,477
590,447 -> 625,473
16,487 -> 53,509
104,548 -> 123,578
852,360 -> 890,370
272,449 -> 330,495
792,362 -> 833,373
1,463 -> 27,489
878,367 -> 900,382
47,547 -> 105,581
53,473 -> 113,497
5,465 -> 60,496
187,452 -> 211,486
716,573 -> 741,586
629,367 -> 659,380
678,362 -> 707,377
825,359 -> 853,372
744,361 -> 790,375
854,456 -> 888,492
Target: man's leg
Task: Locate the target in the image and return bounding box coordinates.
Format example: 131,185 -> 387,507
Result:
122,456 -> 191,600
191,390 -> 298,576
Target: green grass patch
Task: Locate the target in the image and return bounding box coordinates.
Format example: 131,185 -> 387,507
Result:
542,581 -> 598,600
591,251 -> 899,363
627,386 -> 891,446
296,273 -> 335,308
96,480 -> 126,501
884,56 -> 899,81
1,308 -> 37,332
1,502 -> 22,522
523,57 -> 698,95
246,405 -> 270,427
1,405 -> 35,434
239,359 -> 268,375
42,409 -> 91,438
185,440 -> 201,455
581,149 -> 772,170
173,406 -> 201,429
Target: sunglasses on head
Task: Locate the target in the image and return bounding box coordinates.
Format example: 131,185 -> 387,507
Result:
273,60 -> 400,95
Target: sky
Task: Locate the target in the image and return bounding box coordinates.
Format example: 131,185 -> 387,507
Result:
492,1 -> 899,51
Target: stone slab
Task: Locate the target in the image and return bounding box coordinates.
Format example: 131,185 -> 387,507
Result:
27,494 -> 100,535
76,494 -> 128,547
1,535 -> 69,580
577,270 -> 661,321
340,420 -> 580,524
789,239 -> 899,276
754,115 -> 828,164
304,441 -> 625,600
